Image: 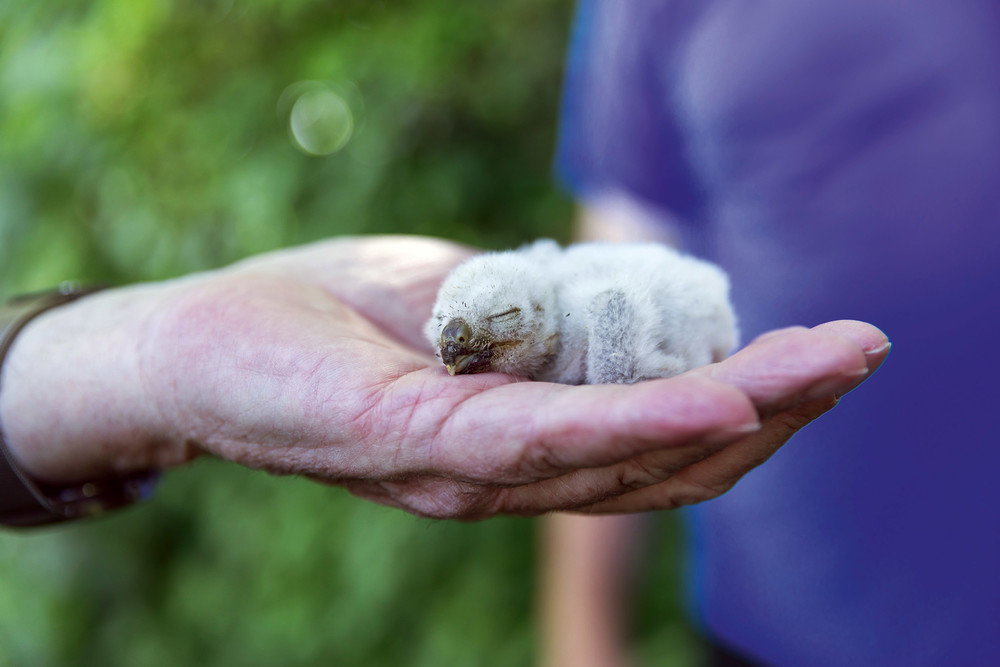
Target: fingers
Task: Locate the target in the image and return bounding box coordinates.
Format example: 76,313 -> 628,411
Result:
427,374 -> 760,484
692,321 -> 885,413
573,397 -> 838,514
354,396 -> 831,519
811,319 -> 891,380
490,430 -> 756,514
486,321 -> 890,515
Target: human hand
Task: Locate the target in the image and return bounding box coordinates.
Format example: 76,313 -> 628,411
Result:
0,236 -> 889,519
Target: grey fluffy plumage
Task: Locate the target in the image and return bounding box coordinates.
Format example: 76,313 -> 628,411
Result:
425,240 -> 738,385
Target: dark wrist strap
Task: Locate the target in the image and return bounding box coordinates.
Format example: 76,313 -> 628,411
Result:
0,284 -> 158,527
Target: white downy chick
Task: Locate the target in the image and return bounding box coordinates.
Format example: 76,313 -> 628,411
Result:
424,240 -> 738,385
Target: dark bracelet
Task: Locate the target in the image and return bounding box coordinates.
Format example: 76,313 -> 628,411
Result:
0,283 -> 159,528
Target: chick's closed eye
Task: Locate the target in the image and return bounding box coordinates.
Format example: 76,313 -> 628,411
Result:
488,308 -> 521,322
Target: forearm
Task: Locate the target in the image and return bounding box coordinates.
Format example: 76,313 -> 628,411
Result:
0,283 -> 195,485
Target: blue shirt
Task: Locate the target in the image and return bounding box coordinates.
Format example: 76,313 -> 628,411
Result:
557,2 -> 1000,665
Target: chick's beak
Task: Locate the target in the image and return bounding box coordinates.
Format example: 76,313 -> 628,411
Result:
440,318 -> 492,375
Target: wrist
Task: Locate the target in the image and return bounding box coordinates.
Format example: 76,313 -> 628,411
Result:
0,284 -> 194,485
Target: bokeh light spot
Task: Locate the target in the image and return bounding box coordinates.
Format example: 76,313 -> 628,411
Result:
288,87 -> 354,156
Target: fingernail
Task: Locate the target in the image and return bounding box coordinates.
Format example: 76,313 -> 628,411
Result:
865,340 -> 892,356
802,367 -> 869,402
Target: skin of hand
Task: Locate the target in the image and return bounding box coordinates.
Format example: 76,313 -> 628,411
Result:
0,236 -> 889,520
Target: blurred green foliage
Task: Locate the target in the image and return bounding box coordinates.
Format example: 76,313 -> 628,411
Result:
0,0 -> 574,290
0,1 -> 699,665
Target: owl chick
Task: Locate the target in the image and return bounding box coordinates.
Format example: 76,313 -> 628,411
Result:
424,240 -> 738,385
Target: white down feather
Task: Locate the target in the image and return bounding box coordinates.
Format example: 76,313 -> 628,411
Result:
425,239 -> 738,385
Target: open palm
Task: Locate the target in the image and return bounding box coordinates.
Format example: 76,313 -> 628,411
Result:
125,236 -> 887,518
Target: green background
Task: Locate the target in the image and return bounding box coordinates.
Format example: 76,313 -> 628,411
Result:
0,2 -> 699,664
